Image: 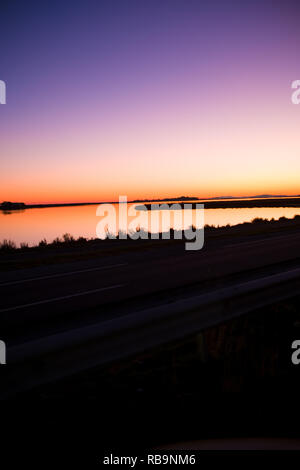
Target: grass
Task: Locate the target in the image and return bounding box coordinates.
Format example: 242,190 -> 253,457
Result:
0,239 -> 17,252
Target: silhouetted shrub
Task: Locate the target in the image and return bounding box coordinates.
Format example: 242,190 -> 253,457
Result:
0,239 -> 17,251
251,217 -> 265,224
52,237 -> 62,245
77,236 -> 88,243
62,233 -> 75,243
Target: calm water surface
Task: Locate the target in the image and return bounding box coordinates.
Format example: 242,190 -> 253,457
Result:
1,203 -> 300,247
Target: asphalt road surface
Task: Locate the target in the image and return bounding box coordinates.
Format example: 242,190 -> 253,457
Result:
1,228 -> 300,343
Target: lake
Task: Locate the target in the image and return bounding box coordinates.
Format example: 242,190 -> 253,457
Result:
1,202 -> 300,247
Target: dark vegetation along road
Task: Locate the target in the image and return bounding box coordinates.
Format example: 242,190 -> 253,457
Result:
1,216 -> 300,400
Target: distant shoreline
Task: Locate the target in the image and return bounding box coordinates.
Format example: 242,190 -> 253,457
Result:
1,195 -> 300,211
0,198 -> 198,211
136,197 -> 300,210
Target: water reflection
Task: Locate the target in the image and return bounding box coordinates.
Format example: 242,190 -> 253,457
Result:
1,204 -> 300,247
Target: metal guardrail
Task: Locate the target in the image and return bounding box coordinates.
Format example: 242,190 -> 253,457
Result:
2,267 -> 300,398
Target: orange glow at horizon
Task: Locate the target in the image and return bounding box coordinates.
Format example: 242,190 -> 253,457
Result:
1,70 -> 300,204
2,1 -> 300,206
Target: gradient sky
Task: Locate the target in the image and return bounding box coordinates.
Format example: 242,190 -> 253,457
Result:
1,0 -> 300,203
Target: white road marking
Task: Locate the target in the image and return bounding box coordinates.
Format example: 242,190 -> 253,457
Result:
0,263 -> 127,287
0,284 -> 124,313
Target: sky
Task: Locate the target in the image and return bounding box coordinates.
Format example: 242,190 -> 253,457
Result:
1,0 -> 300,204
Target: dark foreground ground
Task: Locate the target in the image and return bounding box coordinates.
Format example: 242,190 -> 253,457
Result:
1,217 -> 300,459
2,296 -> 300,462
15,295 -> 300,436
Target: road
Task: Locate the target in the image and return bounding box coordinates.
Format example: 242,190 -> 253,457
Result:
1,228 -> 300,344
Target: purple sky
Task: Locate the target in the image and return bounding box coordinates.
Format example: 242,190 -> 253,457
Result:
1,0 -> 300,203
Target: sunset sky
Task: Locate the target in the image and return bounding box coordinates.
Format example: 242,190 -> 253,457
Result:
1,0 -> 300,204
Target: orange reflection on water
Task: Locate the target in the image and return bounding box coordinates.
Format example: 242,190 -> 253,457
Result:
0,204 -> 300,247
